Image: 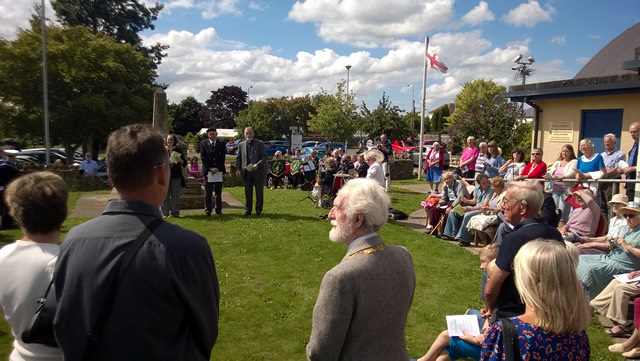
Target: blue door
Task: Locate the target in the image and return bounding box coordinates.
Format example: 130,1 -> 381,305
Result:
580,109 -> 623,154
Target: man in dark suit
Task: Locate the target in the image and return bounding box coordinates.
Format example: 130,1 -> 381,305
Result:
626,122 -> 640,201
235,127 -> 267,216
307,178 -> 415,361
200,128 -> 226,216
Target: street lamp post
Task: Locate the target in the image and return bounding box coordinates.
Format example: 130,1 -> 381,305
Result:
407,84 -> 415,113
345,65 -> 352,94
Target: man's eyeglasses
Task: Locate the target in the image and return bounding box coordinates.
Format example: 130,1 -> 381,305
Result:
624,213 -> 638,219
152,161 -> 170,169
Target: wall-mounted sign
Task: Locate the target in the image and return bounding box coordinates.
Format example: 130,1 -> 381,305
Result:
549,121 -> 574,142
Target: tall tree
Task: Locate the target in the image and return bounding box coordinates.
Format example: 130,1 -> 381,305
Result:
236,96 -> 316,140
360,93 -> 413,141
447,79 -> 505,126
51,0 -> 168,66
446,80 -> 526,156
0,24 -> 156,163
308,82 -> 357,144
169,96 -> 204,135
430,108 -> 442,132
199,86 -> 247,129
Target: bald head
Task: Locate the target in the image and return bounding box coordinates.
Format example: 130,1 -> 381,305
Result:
631,122 -> 640,142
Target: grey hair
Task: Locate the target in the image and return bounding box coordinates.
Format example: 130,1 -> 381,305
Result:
508,180 -> 543,216
339,178 -> 390,233
604,133 -> 617,143
579,139 -> 594,148
467,136 -> 475,143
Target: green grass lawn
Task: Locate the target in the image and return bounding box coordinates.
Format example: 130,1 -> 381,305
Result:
0,186 -> 621,360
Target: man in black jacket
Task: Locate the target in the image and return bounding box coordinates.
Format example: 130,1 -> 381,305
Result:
200,128 -> 226,216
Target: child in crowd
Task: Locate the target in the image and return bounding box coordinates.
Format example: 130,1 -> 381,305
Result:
415,245 -> 499,361
188,156 -> 201,179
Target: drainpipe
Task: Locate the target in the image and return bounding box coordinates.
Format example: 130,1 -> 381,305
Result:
525,97 -> 541,149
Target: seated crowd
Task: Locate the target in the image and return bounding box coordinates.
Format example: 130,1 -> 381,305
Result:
421,128 -> 640,360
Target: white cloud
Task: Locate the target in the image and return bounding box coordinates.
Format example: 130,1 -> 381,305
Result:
588,34 -> 601,40
0,0 -> 55,40
551,35 -> 566,47
460,1 -> 495,26
142,27 -> 571,111
576,56 -> 590,64
160,0 -> 240,18
503,0 -> 555,28
248,0 -> 266,11
288,0 -> 455,47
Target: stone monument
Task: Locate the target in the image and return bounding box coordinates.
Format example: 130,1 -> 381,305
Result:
152,88 -> 169,134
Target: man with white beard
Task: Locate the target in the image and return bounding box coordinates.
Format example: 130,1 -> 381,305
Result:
306,178 -> 416,361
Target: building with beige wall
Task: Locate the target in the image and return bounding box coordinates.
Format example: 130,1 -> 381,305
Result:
504,22 -> 640,166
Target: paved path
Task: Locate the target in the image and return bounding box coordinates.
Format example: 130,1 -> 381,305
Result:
70,188 -> 243,218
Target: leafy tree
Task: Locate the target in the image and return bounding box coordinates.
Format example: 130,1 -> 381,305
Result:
0,24 -> 156,163
447,79 -> 505,126
403,112 -> 424,133
446,80 -> 526,156
236,96 -> 316,141
199,85 -> 247,129
308,81 -> 357,145
51,0 -> 168,67
169,96 -> 204,135
360,93 -> 413,141
440,105 -> 450,130
430,108 -> 442,132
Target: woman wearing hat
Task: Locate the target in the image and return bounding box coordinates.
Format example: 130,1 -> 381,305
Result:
577,193 -> 628,255
577,201 -> 640,298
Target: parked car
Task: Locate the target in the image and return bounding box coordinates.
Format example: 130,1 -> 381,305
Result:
300,146 -> 326,159
300,141 -> 320,148
410,145 -> 450,169
226,139 -> 242,155
318,142 -> 345,152
18,150 -> 68,164
392,140 -> 414,154
265,140 -> 289,156
423,140 -> 447,148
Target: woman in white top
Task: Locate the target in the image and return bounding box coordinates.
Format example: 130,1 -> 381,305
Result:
498,147 -> 526,181
547,144 -> 578,227
0,172 -> 68,361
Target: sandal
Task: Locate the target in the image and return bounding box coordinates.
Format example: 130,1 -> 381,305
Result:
608,325 -> 633,337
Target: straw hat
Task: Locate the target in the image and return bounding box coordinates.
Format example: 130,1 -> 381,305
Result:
608,194 -> 628,205
621,201 -> 640,214
365,149 -> 384,163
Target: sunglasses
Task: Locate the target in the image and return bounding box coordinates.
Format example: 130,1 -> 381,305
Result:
624,213 -> 638,219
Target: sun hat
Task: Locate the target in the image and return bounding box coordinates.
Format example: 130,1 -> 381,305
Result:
609,194 -> 629,205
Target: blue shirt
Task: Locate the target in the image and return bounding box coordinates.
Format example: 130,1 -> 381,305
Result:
577,154 -> 605,173
484,155 -> 506,178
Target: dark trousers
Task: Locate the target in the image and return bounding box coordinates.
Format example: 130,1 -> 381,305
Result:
463,170 -> 475,180
0,190 -> 14,229
244,171 -> 265,214
204,181 -> 223,213
598,181 -> 618,217
292,173 -> 304,188
628,183 -> 636,203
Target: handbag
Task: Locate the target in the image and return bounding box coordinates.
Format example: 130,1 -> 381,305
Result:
21,276 -> 58,347
500,318 -> 521,361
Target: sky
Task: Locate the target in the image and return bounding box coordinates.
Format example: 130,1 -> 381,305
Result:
1,0 -> 639,113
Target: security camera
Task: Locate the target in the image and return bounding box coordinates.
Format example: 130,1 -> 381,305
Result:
513,54 -> 523,63
527,56 -> 535,63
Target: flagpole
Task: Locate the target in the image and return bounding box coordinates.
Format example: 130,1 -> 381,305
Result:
417,36 -> 429,180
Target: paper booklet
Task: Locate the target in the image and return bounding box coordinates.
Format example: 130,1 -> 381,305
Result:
614,272 -> 640,283
452,204 -> 465,216
446,315 -> 480,337
207,171 -> 223,183
169,151 -> 181,164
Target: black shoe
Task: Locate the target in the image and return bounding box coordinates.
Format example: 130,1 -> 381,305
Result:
458,240 -> 471,247
439,234 -> 454,241
244,212 -> 251,216
215,210 -> 222,215
256,212 -> 262,216
205,211 -> 211,217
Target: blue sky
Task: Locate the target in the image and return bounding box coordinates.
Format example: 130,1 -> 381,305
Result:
2,0 -> 639,112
